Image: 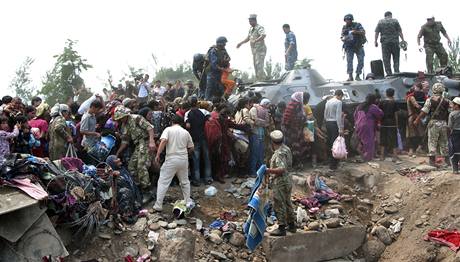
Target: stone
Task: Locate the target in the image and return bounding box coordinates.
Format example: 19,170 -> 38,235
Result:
210,251 -> 227,260
123,246 -> 139,257
175,219 -> 187,226
421,215 -> 429,220
158,221 -> 168,228
377,217 -> 393,228
372,225 -> 392,245
328,200 -> 341,205
363,239 -> 386,262
415,220 -> 424,227
416,165 -> 437,172
324,218 -> 341,228
211,229 -> 222,237
209,233 -> 223,244
263,226 -> 366,262
394,193 -> 402,199
383,205 -> 398,214
229,232 -> 245,247
149,223 -> 161,231
158,228 -> 196,262
133,217 -> 147,231
357,205 -> 368,213
167,222 -> 177,229
325,208 -> 340,218
308,221 -> 320,230
361,198 -> 372,205
98,232 -> 112,240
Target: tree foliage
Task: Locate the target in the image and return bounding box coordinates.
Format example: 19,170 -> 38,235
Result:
448,37 -> 460,73
10,57 -> 35,103
294,58 -> 314,69
41,39 -> 92,105
264,57 -> 282,80
154,62 -> 195,83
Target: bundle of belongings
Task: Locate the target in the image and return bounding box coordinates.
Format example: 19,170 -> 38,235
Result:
0,153 -> 142,240
293,174 -> 341,213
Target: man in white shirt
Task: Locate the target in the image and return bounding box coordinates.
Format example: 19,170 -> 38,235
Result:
152,80 -> 166,98
137,74 -> 150,104
324,90 -> 344,170
153,115 -> 194,212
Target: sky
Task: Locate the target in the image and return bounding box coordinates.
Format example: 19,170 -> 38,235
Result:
0,0 -> 459,98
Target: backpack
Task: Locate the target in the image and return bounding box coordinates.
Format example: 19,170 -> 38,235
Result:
204,116 -> 222,150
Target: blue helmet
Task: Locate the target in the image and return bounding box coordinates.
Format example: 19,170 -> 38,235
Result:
216,36 -> 228,45
344,14 -> 354,21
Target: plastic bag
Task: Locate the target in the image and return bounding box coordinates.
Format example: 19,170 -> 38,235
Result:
332,136 -> 348,160
204,186 -> 217,196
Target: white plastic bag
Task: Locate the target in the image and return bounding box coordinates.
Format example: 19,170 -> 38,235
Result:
204,186 -> 217,196
332,136 -> 348,160
78,94 -> 97,115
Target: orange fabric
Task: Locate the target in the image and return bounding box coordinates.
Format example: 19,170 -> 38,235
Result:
221,69 -> 235,95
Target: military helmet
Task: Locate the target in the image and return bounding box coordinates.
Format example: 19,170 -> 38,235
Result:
193,53 -> 204,61
216,36 -> 228,45
432,83 -> 445,94
344,14 -> 354,21
113,105 -> 131,121
399,41 -> 408,51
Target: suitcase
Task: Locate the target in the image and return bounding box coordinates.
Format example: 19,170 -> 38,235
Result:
370,60 -> 384,79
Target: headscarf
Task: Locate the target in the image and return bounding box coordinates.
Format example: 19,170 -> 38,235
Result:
113,105 -> 131,121
50,103 -> 69,118
35,102 -> 50,117
260,98 -> 271,107
291,92 -> 304,104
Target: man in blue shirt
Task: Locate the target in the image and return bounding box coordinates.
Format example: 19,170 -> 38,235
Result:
283,24 -> 298,71
205,36 -> 230,100
341,14 -> 366,81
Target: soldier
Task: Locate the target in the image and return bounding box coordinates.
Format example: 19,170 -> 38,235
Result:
49,104 -> 73,161
205,36 -> 230,100
266,130 -> 296,236
417,17 -> 452,73
192,54 -> 207,99
283,24 -> 298,71
114,105 -> 156,203
237,14 -> 267,81
341,14 -> 366,81
414,83 -> 450,167
375,11 -> 405,76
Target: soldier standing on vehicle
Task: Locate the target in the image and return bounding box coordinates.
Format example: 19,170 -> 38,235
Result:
237,14 -> 267,81
341,14 -> 366,81
283,24 -> 298,71
417,17 -> 452,74
375,11 -> 405,76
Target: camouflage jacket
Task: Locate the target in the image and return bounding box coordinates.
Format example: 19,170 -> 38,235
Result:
249,24 -> 267,53
270,144 -> 293,186
121,114 -> 153,145
419,21 -> 446,46
375,18 -> 402,44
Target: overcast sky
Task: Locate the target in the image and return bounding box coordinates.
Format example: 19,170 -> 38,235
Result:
0,0 -> 458,98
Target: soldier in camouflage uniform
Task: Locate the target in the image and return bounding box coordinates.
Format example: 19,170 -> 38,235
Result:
266,130 -> 296,236
49,104 -> 73,161
237,14 -> 266,81
415,83 -> 451,166
375,11 -> 405,76
417,17 -> 452,73
114,106 -> 156,202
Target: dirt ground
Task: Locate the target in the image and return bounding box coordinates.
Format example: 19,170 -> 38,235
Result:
65,154 -> 460,262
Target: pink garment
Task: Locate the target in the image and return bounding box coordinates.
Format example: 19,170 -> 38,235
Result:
354,104 -> 383,161
8,178 -> 48,200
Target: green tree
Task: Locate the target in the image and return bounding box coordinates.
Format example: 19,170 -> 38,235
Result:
448,37 -> 460,73
10,57 -> 36,103
154,62 -> 195,83
264,57 -> 282,80
294,58 -> 314,69
41,39 -> 92,105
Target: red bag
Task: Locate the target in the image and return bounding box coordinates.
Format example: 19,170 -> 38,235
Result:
204,117 -> 222,150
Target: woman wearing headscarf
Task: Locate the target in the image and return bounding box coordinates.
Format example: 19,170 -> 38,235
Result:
28,103 -> 50,157
354,94 -> 384,161
48,104 -> 73,160
248,97 -> 271,177
282,92 -> 308,165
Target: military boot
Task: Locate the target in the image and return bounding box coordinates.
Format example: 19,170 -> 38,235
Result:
270,225 -> 286,236
355,74 -> 362,81
287,223 -> 297,233
347,74 -> 353,81
429,156 -> 436,167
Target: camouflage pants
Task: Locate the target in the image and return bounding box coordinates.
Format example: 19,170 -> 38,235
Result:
381,42 -> 400,75
425,44 -> 448,74
252,49 -> 266,81
128,140 -> 152,189
427,120 -> 448,156
346,47 -> 365,75
272,182 -> 295,226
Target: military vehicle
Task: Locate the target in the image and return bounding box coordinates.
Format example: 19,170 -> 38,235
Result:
228,68 -> 460,108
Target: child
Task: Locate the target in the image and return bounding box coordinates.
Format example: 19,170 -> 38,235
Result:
15,122 -> 40,154
221,65 -> 236,97
448,97 -> 460,174
0,116 -> 20,162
